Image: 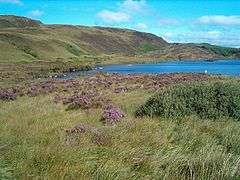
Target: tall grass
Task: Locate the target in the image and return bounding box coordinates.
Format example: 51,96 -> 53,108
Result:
1,82 -> 240,179
0,159 -> 13,180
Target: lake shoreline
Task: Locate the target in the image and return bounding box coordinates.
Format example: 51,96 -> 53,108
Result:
55,59 -> 240,80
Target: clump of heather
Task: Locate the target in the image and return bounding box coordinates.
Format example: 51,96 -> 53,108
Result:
27,81 -> 56,96
0,88 -> 17,101
62,91 -> 108,110
101,104 -> 125,125
63,94 -> 91,110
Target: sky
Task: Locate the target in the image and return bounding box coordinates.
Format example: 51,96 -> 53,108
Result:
0,0 -> 240,47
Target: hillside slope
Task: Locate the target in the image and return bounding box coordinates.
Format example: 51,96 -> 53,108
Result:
0,16 -> 168,63
143,43 -> 240,60
0,25 -> 168,62
0,15 -> 42,28
0,15 -> 240,64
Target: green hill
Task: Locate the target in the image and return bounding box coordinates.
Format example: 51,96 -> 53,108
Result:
0,15 -> 240,86
0,15 -> 42,28
1,15 -> 240,64
0,16 -> 168,63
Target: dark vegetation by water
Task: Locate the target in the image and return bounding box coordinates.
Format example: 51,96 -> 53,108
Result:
136,81 -> 240,119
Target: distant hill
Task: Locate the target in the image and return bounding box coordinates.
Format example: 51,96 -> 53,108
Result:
0,15 -> 239,63
0,15 -> 42,28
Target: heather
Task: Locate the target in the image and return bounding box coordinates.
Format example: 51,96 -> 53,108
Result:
136,81 -> 240,119
1,73 -> 240,179
101,104 -> 125,125
61,91 -> 108,110
0,88 -> 18,101
0,73 -> 211,102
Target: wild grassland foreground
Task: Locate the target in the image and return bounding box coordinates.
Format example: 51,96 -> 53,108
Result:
1,72 -> 240,179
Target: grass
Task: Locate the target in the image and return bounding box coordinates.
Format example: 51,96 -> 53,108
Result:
1,76 -> 240,179
139,42 -> 161,53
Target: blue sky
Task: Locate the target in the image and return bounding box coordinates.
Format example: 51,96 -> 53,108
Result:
0,0 -> 240,47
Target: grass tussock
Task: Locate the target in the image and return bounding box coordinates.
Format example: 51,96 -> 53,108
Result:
136,81 -> 240,120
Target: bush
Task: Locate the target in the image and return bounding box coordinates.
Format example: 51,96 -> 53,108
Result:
135,81 -> 240,120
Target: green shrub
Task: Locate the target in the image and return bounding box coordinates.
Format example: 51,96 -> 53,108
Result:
135,81 -> 240,119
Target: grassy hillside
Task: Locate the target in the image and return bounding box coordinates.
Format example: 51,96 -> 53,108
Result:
0,15 -> 240,85
0,15 -> 42,28
197,43 -> 240,58
0,15 -> 239,64
0,19 -> 168,63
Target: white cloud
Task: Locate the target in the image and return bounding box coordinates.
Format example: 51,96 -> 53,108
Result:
162,32 -> 175,42
97,0 -> 149,24
120,0 -> 147,12
29,10 -> 44,17
206,31 -> 221,39
160,30 -> 240,47
135,23 -> 148,30
0,0 -> 22,5
198,15 -> 240,26
97,10 -> 130,24
158,18 -> 180,26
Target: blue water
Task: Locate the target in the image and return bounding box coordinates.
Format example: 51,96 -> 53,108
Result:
58,60 -> 240,80
97,60 -> 240,76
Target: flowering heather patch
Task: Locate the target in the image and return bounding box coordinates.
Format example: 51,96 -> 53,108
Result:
63,94 -> 91,110
101,104 -> 125,125
60,79 -> 81,92
62,91 -> 109,110
81,73 -> 211,93
0,73 -> 212,103
0,88 -> 17,101
27,81 -> 57,96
